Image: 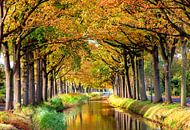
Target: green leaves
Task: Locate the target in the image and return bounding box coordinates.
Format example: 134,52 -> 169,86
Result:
53,0 -> 72,10
28,26 -> 57,43
72,55 -> 81,71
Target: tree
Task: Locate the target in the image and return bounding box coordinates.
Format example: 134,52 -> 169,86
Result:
181,37 -> 187,106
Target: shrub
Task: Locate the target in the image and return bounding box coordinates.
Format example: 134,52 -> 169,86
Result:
33,107 -> 66,130
50,97 -> 64,111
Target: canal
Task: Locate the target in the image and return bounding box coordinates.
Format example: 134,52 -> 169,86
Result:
63,101 -> 164,130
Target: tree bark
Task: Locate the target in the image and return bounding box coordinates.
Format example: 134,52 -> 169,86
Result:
138,58 -> 147,101
36,57 -> 42,103
42,57 -> 47,101
159,35 -> 175,103
13,44 -> 21,107
2,43 -> 13,110
115,73 -> 120,96
164,61 -> 172,103
1,2 -> 13,110
181,37 -> 187,106
152,45 -> 162,103
28,51 -> 35,105
72,82 -> 75,93
54,76 -> 58,95
122,75 -> 127,98
123,49 -> 132,98
125,67 -> 132,98
136,58 -> 140,100
131,57 -> 137,99
59,78 -> 63,94
113,74 -> 118,95
0,0 -> 4,50
63,78 -> 66,93
22,50 -> 29,106
50,71 -> 54,98
119,74 -> 124,98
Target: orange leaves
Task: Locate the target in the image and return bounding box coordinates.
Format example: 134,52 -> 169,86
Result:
99,0 -> 123,7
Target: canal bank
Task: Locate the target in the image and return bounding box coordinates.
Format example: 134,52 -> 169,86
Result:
108,95 -> 190,129
0,93 -> 89,130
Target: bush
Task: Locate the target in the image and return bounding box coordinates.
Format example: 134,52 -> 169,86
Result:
33,107 -> 66,130
50,97 -> 64,111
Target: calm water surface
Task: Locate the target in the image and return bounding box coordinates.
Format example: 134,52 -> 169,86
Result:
63,101 -> 163,130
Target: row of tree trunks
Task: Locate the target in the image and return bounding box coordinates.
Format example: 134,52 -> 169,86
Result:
113,49 -> 147,101
3,39 -> 101,110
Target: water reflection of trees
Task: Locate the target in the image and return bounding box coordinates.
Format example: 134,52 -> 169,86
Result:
64,102 -> 163,130
114,111 -> 162,130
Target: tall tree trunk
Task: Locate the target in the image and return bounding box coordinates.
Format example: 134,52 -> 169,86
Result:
0,0 -> 4,50
2,43 -> 13,110
28,52 -> 35,105
131,57 -> 136,99
114,73 -> 119,96
164,61 -> 172,103
1,2 -> 13,110
72,82 -> 75,93
123,49 -> 132,98
138,58 -> 147,101
63,78 -> 66,93
40,60 -> 43,100
54,76 -> 58,95
13,44 -> 21,107
50,71 -> 54,98
42,57 -> 47,101
119,74 -> 124,98
125,67 -> 132,98
159,35 -> 174,103
59,78 -> 63,94
113,74 -> 117,95
78,82 -> 82,93
36,57 -> 42,103
122,75 -> 127,98
22,50 -> 29,106
115,73 -> 120,96
181,37 -> 187,106
136,58 -> 140,100
152,46 -> 162,103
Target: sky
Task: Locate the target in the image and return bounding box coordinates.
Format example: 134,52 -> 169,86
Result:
0,54 -> 13,68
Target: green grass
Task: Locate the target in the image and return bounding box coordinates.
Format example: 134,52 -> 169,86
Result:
33,107 -> 66,130
60,93 -> 89,105
32,93 -> 88,130
1,93 -> 89,130
108,95 -> 190,129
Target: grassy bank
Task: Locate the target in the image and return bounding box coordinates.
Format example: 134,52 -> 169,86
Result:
108,95 -> 190,129
0,93 -> 89,130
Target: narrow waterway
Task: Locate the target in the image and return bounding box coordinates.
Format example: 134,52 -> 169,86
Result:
63,101 -> 164,130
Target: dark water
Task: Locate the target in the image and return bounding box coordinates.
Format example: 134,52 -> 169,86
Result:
63,101 -> 163,130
